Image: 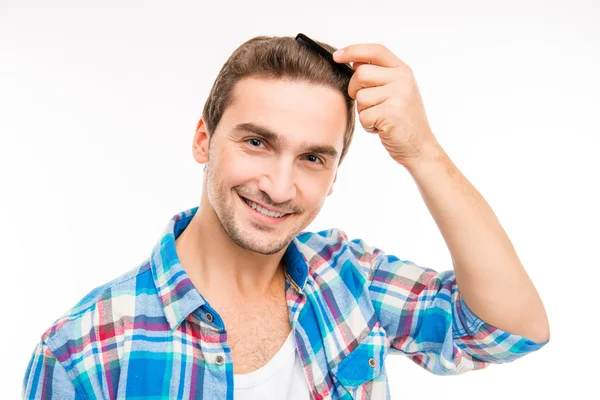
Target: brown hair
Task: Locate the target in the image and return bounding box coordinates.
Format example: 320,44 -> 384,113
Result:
201,35 -> 356,165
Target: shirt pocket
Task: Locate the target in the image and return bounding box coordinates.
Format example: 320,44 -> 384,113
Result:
330,322 -> 388,393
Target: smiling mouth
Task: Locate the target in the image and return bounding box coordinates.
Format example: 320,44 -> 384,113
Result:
239,195 -> 291,219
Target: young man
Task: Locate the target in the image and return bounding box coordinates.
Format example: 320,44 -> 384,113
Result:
23,35 -> 550,399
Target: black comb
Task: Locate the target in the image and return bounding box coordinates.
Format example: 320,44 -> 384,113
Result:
295,33 -> 354,78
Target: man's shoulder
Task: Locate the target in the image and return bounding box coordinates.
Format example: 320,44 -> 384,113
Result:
296,227 -> 347,244
296,227 -> 379,257
295,228 -> 380,276
39,259 -> 153,348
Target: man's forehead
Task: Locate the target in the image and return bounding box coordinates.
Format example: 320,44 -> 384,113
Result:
224,78 -> 347,146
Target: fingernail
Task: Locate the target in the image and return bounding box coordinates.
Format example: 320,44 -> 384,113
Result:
333,49 -> 344,59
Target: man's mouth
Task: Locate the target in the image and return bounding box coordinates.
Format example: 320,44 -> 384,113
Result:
239,195 -> 291,219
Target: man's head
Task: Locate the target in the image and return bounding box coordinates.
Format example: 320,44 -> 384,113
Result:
193,35 -> 355,255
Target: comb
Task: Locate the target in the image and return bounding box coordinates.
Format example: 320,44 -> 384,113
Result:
295,33 -> 354,78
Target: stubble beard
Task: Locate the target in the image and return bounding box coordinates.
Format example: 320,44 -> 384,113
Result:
205,161 -> 315,256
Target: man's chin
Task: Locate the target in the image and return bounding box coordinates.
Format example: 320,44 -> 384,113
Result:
230,217 -> 302,255
230,233 -> 292,256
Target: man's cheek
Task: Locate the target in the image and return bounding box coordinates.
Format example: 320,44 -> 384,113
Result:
229,162 -> 260,184
230,157 -> 270,180
298,175 -> 330,198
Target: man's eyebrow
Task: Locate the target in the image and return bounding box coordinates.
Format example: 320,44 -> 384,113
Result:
233,122 -> 339,159
298,142 -> 339,159
233,123 -> 282,144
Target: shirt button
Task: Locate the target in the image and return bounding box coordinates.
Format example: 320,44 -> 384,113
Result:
368,357 -> 377,368
215,355 -> 225,365
205,312 -> 214,323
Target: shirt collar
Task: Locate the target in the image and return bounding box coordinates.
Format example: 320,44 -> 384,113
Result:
150,206 -> 309,331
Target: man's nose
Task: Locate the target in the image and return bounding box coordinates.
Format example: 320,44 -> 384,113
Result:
257,162 -> 297,205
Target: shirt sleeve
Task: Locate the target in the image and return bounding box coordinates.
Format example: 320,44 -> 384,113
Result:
359,241 -> 549,376
23,340 -> 79,399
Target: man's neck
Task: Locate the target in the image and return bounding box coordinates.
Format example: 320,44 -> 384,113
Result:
174,203 -> 287,304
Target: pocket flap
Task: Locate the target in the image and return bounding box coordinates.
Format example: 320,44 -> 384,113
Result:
331,329 -> 387,388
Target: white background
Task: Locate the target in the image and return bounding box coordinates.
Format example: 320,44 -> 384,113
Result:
2,0 -> 599,398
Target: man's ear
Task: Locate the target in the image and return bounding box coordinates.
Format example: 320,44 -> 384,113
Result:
192,117 -> 210,165
327,171 -> 337,196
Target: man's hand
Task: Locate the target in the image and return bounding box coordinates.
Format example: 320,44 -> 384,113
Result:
333,44 -> 439,168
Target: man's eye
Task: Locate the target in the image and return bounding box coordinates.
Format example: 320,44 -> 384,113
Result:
247,138 -> 264,147
306,154 -> 323,164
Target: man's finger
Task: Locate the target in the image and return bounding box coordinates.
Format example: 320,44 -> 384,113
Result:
351,61 -> 370,71
347,64 -> 397,99
354,85 -> 391,113
333,43 -> 404,69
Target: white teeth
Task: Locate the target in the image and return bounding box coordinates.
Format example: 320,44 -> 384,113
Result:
243,197 -> 287,218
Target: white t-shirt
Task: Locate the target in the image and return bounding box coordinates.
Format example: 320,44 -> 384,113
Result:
234,330 -> 312,399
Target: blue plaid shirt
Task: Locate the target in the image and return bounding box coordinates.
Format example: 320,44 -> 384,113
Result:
23,206 -> 548,399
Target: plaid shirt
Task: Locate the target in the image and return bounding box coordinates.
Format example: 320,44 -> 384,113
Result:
23,206 -> 548,399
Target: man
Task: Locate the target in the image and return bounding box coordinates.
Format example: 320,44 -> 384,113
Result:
23,34 -> 550,399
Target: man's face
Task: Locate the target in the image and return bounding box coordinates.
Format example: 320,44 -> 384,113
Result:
194,77 -> 347,255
